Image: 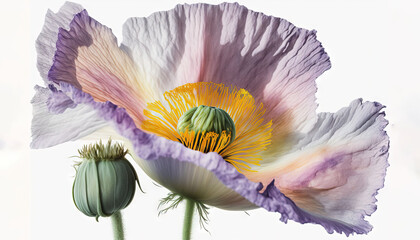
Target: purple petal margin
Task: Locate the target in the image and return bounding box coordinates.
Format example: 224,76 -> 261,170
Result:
36,2 -> 84,84
58,83 -> 372,235
47,10 -> 102,88
46,84 -> 77,114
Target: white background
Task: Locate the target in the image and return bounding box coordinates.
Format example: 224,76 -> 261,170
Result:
1,0 -> 419,239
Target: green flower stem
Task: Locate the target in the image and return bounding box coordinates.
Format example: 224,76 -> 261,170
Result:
183,199 -> 195,240
111,211 -> 125,240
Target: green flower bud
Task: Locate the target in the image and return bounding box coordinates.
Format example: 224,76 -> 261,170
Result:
72,140 -> 140,220
177,105 -> 236,145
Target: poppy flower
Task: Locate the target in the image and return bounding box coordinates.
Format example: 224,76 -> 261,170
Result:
32,2 -> 389,236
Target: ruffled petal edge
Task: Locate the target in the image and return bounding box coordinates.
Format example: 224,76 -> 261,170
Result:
59,83 -> 378,235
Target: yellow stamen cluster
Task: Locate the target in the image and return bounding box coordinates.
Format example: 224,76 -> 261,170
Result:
141,82 -> 272,172
178,130 -> 232,154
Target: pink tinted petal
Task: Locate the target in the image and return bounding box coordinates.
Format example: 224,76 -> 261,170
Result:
48,10 -> 156,127
122,2 -> 330,155
247,99 -> 389,234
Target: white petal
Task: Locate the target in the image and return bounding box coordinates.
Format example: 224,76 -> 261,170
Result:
31,86 -> 108,148
132,148 -> 258,211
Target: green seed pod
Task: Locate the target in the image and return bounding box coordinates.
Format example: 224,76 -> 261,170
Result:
177,105 -> 236,145
72,140 -> 140,220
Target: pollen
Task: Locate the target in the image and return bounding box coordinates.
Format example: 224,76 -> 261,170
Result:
141,82 -> 272,172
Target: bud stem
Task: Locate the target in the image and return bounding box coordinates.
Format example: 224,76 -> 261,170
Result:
111,211 -> 125,240
182,199 -> 195,240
